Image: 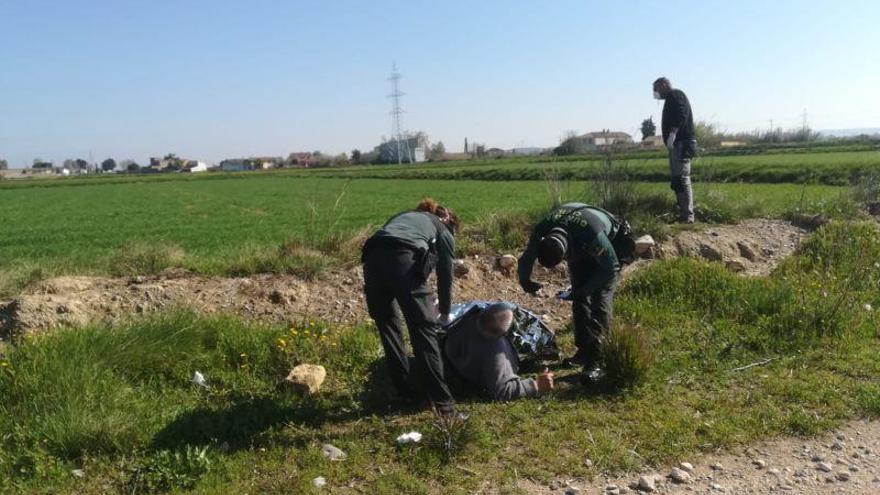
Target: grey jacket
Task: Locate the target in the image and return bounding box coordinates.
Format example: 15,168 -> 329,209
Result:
443,309 -> 538,401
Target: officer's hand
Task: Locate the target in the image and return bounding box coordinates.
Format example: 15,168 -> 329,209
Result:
521,280 -> 543,294
536,368 -> 554,394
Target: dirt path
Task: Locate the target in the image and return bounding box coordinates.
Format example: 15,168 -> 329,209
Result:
517,419 -> 880,494
0,219 -> 805,335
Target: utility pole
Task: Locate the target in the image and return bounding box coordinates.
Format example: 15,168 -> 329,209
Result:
801,108 -> 808,133
387,63 -> 411,165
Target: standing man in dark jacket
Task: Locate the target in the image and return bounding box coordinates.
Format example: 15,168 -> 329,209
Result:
362,199 -> 459,415
517,203 -> 635,377
654,77 -> 697,223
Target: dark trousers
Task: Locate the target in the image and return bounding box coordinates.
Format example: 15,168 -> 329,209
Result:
569,259 -> 620,366
363,247 -> 454,408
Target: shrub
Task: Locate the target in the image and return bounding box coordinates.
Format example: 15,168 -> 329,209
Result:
109,242 -> 185,277
598,324 -> 655,391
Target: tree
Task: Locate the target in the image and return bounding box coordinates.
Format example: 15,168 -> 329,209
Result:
553,130 -> 586,156
428,141 -> 446,161
126,162 -> 141,173
33,159 -> 53,169
350,149 -> 362,164
640,117 -> 656,140
101,158 -> 117,172
0,159 -> 7,170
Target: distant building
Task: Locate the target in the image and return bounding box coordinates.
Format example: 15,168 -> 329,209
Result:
219,159 -> 254,172
251,156 -> 283,169
641,135 -> 664,149
183,160 -> 208,173
486,147 -> 506,158
287,153 -> 316,167
576,130 -> 634,150
148,156 -> 185,172
720,140 -> 747,147
376,133 -> 429,163
510,147 -> 549,156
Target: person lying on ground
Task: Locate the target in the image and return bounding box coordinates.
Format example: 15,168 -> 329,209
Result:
443,302 -> 554,401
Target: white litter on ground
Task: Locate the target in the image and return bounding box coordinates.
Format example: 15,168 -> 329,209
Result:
191,371 -> 208,387
396,431 -> 423,445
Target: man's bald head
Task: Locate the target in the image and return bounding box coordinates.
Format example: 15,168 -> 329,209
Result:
478,303 -> 515,338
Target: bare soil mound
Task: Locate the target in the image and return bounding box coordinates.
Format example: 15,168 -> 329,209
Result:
0,220 -> 806,335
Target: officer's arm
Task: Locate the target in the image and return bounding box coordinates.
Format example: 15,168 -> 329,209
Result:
436,229 -> 455,315
517,221 -> 548,291
572,231 -> 619,298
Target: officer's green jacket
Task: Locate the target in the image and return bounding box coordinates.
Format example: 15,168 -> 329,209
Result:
518,203 -> 620,297
368,211 -> 455,314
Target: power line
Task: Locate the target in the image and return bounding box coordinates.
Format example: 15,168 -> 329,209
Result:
387,63 -> 412,165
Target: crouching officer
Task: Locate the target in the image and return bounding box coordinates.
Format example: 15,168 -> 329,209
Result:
361,199 -> 459,416
517,203 -> 635,377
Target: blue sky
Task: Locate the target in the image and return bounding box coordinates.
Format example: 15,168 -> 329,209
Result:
1,0 -> 878,167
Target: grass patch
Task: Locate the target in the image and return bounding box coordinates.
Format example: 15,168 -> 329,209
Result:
109,242 -> 186,277
0,173 -> 857,289
2,222 -> 880,493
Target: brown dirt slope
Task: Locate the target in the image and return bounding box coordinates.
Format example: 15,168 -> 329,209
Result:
0,219 -> 805,335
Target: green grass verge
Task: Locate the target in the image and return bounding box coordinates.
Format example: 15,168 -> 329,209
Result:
1,221 -> 878,494
0,176 -> 858,298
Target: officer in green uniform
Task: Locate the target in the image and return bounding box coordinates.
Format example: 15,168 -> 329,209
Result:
361,199 -> 458,415
518,203 -> 634,376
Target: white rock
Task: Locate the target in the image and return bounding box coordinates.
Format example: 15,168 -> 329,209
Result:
669,467 -> 691,484
637,475 -> 656,492
709,482 -> 724,491
453,259 -> 470,278
831,440 -> 845,450
865,303 -> 873,312
753,459 -> 766,469
816,461 -> 833,472
286,364 -> 327,395
725,258 -> 747,273
584,458 -> 593,467
313,476 -> 327,487
396,431 -> 423,445
634,235 -> 656,256
836,472 -> 851,482
497,255 -> 517,269
768,468 -> 780,475
678,462 -> 694,473
321,443 -> 347,461
710,462 -> 724,471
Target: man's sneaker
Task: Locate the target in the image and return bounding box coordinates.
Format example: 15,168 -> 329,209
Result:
582,365 -> 606,384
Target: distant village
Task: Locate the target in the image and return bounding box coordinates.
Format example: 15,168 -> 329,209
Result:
1,126 -> 668,179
